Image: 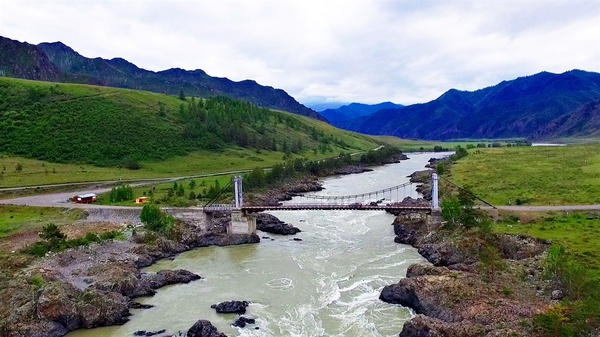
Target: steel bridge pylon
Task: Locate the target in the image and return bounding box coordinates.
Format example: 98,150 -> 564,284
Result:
233,175 -> 243,209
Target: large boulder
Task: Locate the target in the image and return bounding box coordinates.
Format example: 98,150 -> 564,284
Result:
256,213 -> 301,235
211,300 -> 249,314
232,316 -> 256,328
187,319 -> 226,337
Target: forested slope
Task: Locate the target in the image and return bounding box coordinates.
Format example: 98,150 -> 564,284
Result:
0,78 -> 380,167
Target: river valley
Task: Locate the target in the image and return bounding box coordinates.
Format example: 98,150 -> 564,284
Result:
65,152 -> 449,337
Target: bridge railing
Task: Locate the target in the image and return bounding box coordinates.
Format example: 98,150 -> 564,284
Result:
203,204 -> 239,212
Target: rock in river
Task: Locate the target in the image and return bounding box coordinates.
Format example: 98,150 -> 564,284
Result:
256,213 -> 301,235
187,319 -> 226,337
211,300 -> 249,315
232,316 -> 256,328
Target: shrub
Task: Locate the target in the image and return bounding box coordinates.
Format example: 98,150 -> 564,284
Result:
122,156 -> 142,170
24,228 -> 123,257
39,223 -> 66,248
478,246 -> 506,282
436,162 -> 446,175
109,185 -> 134,202
140,204 -> 174,234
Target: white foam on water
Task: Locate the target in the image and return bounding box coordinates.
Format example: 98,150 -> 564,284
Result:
278,303 -> 325,337
236,317 -> 273,337
290,254 -> 305,270
265,277 -> 294,291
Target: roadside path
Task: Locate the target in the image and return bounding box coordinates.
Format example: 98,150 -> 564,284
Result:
0,170 -> 253,192
495,205 -> 600,211
2,187 -> 600,212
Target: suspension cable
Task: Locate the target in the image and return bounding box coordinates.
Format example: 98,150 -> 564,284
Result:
203,179 -> 234,207
438,176 -> 496,208
289,181 -> 413,200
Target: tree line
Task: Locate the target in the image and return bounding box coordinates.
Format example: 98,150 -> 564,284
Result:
0,79 -> 359,167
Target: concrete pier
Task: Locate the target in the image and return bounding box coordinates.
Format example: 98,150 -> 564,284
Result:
228,210 -> 256,235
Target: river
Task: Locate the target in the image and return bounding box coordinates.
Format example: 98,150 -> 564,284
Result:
66,152 -> 449,337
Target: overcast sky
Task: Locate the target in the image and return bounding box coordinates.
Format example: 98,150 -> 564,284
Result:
1,0 -> 599,109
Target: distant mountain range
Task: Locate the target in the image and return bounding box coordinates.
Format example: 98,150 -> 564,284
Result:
319,102 -> 404,129
346,70 -> 600,140
2,36 -> 599,141
0,36 -> 325,121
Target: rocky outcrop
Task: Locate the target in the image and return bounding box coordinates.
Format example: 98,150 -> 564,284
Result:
333,166 -> 374,175
187,319 -> 226,337
211,300 -> 249,315
382,265 -> 549,336
408,170 -> 432,200
141,269 -> 201,289
385,213 -> 552,336
256,213 -> 301,235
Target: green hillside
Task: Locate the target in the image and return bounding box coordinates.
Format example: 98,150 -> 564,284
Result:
0,77 -> 382,169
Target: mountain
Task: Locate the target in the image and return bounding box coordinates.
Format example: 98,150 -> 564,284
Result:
0,36 -> 325,122
530,99 -> 600,139
0,77 -> 379,167
320,102 -> 404,128
348,70 -> 600,140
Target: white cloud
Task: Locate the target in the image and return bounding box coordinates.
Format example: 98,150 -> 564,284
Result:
1,0 -> 599,106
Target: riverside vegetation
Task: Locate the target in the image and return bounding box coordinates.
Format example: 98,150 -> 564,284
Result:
97,146 -> 406,207
430,144 -> 600,336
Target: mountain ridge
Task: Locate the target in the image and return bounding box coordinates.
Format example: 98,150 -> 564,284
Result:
347,69 -> 600,140
320,101 -> 404,129
0,36 -> 326,122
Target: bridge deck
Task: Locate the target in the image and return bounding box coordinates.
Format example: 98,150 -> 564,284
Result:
204,204 -> 432,213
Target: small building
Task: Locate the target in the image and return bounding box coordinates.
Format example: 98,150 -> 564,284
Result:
73,193 -> 97,204
135,196 -> 148,204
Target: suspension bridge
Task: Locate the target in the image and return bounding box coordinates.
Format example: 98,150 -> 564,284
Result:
202,174 -> 441,235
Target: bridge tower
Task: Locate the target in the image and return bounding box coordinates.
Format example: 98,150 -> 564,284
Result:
432,173 -> 439,211
229,175 -> 256,235
233,175 -> 243,209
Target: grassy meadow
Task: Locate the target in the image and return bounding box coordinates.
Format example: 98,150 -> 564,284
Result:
496,212 -> 600,276
450,143 -> 600,206
0,147 -> 333,188
0,205 -> 86,238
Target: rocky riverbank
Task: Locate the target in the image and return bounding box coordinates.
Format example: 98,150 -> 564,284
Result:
0,218 -> 259,337
1,154 -> 415,337
381,213 -> 555,336
408,169 -> 432,200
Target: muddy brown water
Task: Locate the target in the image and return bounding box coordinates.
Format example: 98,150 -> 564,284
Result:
65,152 -> 450,337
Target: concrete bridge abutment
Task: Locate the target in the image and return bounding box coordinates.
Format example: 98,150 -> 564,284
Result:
227,210 -> 256,235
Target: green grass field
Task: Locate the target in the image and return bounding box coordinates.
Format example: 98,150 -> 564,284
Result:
450,144 -> 600,206
0,205 -> 86,238
0,143 -> 373,188
496,212 -> 600,277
